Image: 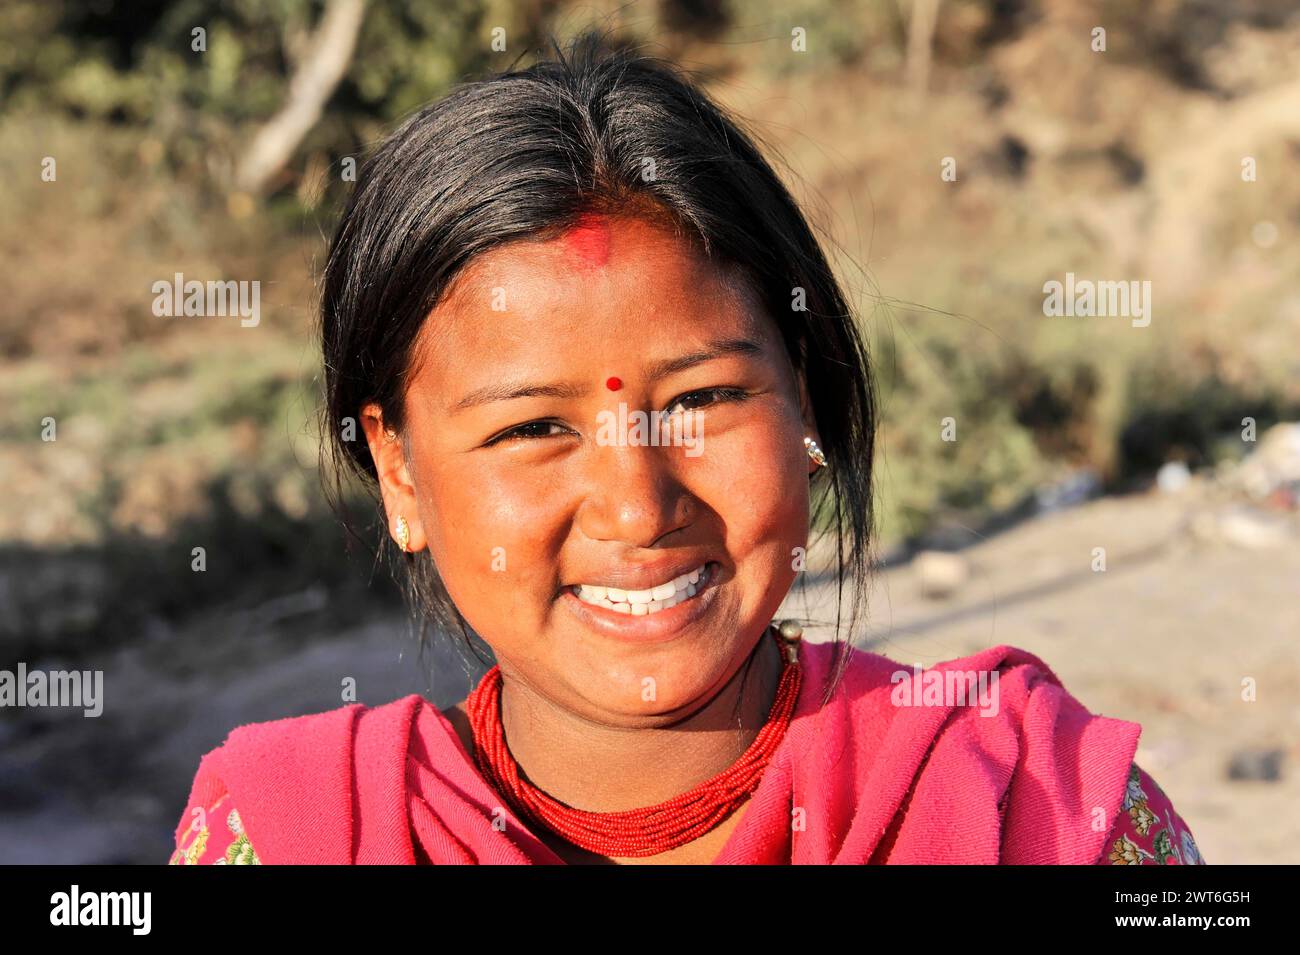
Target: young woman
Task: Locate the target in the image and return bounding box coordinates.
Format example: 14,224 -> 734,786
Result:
169,37 -> 1203,866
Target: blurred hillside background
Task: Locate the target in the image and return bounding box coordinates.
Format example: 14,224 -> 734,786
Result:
1,0 -> 1297,863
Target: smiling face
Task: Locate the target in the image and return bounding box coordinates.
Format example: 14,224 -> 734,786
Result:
361,213 -> 820,726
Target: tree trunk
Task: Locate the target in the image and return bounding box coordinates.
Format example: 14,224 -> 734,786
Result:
234,0 -> 368,196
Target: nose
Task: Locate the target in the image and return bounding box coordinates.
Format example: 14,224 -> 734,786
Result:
576,440 -> 694,548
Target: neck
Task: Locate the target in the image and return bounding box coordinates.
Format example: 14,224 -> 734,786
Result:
496,630 -> 785,814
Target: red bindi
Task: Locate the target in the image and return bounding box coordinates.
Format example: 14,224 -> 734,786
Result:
605,376 -> 622,391
563,213 -> 611,267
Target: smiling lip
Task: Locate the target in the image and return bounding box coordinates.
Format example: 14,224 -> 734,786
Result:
560,561 -> 722,644
562,555 -> 716,595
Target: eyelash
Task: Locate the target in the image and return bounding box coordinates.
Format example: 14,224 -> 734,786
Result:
485,387 -> 752,446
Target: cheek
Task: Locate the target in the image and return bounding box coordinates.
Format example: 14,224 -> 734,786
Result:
695,422 -> 809,559
418,466 -> 563,604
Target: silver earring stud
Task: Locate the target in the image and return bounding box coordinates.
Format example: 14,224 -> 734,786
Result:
804,435 -> 827,468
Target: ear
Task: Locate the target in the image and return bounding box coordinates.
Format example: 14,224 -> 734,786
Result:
360,401 -> 427,552
794,365 -> 822,476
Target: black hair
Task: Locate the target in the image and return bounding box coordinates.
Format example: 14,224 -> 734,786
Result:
318,33 -> 875,710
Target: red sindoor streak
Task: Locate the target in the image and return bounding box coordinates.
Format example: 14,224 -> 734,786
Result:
562,213 -> 612,268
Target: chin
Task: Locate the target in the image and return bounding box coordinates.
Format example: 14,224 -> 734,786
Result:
557,637 -> 748,723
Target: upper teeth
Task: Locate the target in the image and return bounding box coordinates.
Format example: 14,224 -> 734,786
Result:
575,564 -> 706,615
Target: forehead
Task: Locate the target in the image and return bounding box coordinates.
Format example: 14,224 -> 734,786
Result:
410,215 -> 775,389
445,214 -> 751,315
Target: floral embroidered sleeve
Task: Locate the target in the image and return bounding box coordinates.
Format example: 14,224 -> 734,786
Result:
1100,762 -> 1205,865
168,785 -> 262,865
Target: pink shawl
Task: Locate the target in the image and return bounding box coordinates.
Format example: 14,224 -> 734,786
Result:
175,640 -> 1140,863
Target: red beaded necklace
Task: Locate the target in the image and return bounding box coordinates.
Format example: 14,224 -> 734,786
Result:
465,622 -> 803,858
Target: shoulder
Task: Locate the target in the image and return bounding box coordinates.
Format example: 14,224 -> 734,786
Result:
1100,762 -> 1207,864
169,694 -> 438,864
798,637 -> 1144,770
806,639 -> 1147,862
204,693 -> 433,766
877,640 -> 1144,779
168,784 -> 261,865
801,637 -> 1096,713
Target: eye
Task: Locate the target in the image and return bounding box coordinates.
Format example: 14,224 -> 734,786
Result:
663,387 -> 750,417
485,420 -> 571,445
484,388 -> 751,446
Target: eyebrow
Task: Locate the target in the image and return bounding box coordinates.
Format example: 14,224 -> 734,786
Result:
450,336 -> 765,414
